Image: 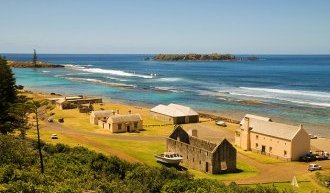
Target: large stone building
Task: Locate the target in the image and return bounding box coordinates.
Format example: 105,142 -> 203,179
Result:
151,103 -> 199,124
235,114 -> 310,161
98,113 -> 143,133
56,97 -> 102,110
167,125 -> 236,174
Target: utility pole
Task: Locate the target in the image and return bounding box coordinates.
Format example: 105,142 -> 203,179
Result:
32,49 -> 37,67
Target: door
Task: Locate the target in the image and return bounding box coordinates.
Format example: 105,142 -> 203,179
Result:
205,162 -> 209,173
127,126 -> 130,132
261,145 -> 266,154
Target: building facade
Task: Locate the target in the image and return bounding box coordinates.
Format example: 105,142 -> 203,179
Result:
167,125 -> 236,174
235,114 -> 310,161
100,114 -> 143,133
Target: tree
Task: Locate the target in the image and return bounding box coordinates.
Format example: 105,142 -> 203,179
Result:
0,56 -> 17,134
9,96 -> 31,138
28,99 -> 52,173
32,49 -> 37,67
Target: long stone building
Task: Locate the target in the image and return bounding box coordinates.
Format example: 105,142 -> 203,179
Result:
235,114 -> 310,161
151,103 -> 199,124
167,125 -> 236,174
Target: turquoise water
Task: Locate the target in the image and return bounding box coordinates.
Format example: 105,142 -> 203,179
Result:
5,54 -> 330,136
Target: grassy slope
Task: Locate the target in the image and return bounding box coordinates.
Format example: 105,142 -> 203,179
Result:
23,92 -> 328,192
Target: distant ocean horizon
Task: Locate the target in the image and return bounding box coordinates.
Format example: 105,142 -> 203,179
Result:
4,54 -> 330,137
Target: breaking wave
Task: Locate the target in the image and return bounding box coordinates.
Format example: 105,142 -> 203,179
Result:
64,77 -> 135,88
68,67 -> 153,79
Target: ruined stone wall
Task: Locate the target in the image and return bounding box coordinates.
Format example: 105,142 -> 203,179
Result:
167,138 -> 214,173
212,140 -> 237,173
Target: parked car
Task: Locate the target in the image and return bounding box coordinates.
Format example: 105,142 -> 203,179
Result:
215,121 -> 227,127
308,164 -> 322,171
299,153 -> 316,162
314,151 -> 329,160
47,118 -> 54,122
51,134 -> 58,139
58,118 -> 64,123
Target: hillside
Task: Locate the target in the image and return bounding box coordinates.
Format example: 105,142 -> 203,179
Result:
0,134 -> 286,193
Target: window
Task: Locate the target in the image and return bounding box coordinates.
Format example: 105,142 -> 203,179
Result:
269,147 -> 272,152
118,124 -> 122,130
284,150 -> 287,156
256,143 -> 258,148
256,135 -> 259,139
134,122 -> 138,128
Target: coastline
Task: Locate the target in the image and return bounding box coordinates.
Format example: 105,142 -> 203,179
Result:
22,87 -> 330,138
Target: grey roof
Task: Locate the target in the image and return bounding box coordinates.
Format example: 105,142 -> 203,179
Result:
242,114 -> 302,140
91,110 -> 113,117
151,103 -> 198,117
107,114 -> 142,123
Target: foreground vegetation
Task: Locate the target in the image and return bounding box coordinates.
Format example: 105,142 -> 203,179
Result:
0,134 -> 294,193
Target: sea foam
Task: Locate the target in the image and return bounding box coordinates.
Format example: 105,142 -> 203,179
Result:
71,67 -> 153,79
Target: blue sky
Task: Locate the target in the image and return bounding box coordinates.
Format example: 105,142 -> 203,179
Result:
1,0 -> 330,54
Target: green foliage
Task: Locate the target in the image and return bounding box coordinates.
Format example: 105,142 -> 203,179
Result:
0,135 -> 289,193
0,56 -> 18,134
153,53 -> 235,61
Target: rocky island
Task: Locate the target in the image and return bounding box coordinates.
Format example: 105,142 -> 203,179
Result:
150,53 -> 258,61
7,60 -> 64,68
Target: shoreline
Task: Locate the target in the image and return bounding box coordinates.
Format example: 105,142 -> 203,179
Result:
22,87 -> 330,138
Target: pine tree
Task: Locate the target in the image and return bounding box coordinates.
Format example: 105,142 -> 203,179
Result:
32,49 -> 37,67
0,56 -> 18,134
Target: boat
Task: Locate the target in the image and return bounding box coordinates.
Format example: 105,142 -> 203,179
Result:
216,120 -> 227,127
155,152 -> 183,165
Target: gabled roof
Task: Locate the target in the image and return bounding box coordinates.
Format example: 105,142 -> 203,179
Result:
151,103 -> 198,117
240,114 -> 271,125
242,114 -> 303,140
91,110 -> 113,117
107,114 -> 142,123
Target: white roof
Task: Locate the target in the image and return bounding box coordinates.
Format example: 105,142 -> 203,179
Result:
240,114 -> 271,125
56,98 -> 67,104
151,103 -> 198,117
241,114 -> 302,140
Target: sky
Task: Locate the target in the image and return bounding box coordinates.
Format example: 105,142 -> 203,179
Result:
1,0 -> 330,54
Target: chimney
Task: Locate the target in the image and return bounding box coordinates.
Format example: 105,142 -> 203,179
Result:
112,110 -> 115,115
117,109 -> 119,114
128,110 -> 131,114
188,129 -> 198,137
243,117 -> 250,131
299,124 -> 303,130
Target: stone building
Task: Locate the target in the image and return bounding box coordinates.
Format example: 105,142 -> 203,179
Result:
235,114 -> 310,161
100,113 -> 143,133
56,97 -> 102,110
166,125 -> 236,174
151,103 -> 199,124
90,110 -> 114,125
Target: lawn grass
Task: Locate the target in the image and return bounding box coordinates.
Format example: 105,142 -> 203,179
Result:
237,148 -> 284,164
191,160 -> 257,181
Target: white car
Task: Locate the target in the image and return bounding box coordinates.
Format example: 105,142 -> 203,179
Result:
51,134 -> 58,139
308,164 -> 322,171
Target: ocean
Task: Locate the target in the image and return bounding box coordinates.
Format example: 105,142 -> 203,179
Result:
4,54 -> 330,136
